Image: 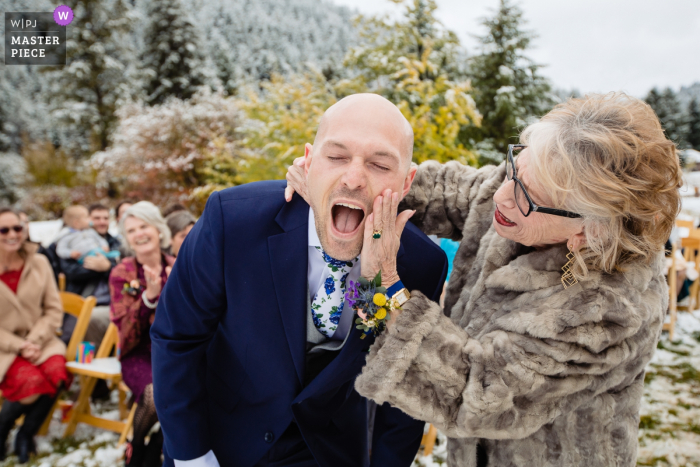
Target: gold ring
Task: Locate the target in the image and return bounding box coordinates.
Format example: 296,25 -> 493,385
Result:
372,229 -> 382,239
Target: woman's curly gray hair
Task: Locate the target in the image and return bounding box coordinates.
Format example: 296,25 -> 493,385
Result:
522,92 -> 683,279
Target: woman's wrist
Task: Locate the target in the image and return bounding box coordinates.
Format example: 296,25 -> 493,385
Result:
382,271 -> 400,288
142,293 -> 159,309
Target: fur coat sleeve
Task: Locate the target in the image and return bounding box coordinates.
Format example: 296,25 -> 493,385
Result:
355,237 -> 666,441
399,161 -> 505,241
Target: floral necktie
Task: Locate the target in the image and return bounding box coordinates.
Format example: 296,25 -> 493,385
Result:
311,247 -> 357,338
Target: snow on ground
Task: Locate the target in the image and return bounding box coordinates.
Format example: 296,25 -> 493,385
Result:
2,313 -> 699,466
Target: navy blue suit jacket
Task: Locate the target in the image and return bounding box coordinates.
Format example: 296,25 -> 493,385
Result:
151,181 -> 448,467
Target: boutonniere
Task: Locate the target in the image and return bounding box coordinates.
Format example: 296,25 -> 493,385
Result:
346,271 -> 401,339
123,279 -> 142,296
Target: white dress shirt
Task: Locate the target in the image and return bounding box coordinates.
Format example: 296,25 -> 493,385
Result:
174,208 -> 360,466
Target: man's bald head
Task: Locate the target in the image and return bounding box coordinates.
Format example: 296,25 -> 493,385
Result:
315,94 -> 414,167
303,93 -> 418,261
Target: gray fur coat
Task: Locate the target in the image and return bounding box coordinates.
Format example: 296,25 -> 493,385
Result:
355,161 -> 667,467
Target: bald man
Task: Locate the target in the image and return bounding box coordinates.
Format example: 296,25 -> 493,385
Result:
152,94 -> 448,467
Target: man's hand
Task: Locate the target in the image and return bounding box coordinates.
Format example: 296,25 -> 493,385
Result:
70,251 -> 81,259
83,254 -> 112,272
20,341 -> 42,363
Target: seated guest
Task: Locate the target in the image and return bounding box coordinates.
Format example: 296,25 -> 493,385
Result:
0,208 -> 71,463
59,204 -> 122,351
109,202 -> 173,467
164,211 -> 195,257
56,205 -> 119,264
161,203 -> 187,219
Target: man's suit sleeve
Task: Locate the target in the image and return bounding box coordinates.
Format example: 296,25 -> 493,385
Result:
151,191 -> 228,461
369,245 -> 448,467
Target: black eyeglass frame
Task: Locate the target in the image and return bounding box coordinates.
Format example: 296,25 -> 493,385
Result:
506,144 -> 582,219
0,225 -> 24,235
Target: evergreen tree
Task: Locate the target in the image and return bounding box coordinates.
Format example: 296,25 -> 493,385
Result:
47,0 -> 138,156
687,98 -> 700,150
141,0 -> 214,105
645,87 -> 688,148
344,0 -> 481,164
467,0 -> 554,164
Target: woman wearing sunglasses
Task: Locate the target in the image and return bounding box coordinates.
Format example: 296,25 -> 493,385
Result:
286,93 -> 682,466
0,207 -> 69,463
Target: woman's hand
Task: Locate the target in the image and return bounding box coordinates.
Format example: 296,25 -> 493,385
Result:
284,157 -> 309,203
143,264 -> 163,301
360,189 -> 415,287
20,341 -> 41,363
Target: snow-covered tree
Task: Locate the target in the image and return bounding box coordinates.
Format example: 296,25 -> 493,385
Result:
344,0 -> 481,164
90,90 -> 242,212
645,87 -> 688,148
467,0 -> 554,164
0,153 -> 27,204
141,0 -> 216,105
686,98 -> 700,150
47,0 -> 139,156
191,0 -> 355,83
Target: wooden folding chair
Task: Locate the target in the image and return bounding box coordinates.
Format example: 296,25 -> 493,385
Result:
37,291 -> 97,435
676,219 -> 695,230
420,424 -> 438,456
663,240 -> 678,341
63,323 -> 128,438
676,237 -> 700,312
117,380 -> 137,445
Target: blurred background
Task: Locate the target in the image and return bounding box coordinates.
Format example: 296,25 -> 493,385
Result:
0,1 -> 699,466
1,0 -> 698,219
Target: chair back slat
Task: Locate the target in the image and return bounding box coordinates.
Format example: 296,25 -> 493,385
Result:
96,323 -> 119,359
61,292 -> 97,362
58,272 -> 66,292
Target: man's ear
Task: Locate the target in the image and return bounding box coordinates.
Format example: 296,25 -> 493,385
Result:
304,143 -> 313,176
401,164 -> 417,199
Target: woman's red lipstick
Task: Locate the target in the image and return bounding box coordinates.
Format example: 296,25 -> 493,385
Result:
495,207 -> 517,227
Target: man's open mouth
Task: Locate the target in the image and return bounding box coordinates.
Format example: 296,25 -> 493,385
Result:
331,202 -> 365,235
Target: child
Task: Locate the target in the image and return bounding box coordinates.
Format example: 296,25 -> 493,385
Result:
56,206 -> 120,264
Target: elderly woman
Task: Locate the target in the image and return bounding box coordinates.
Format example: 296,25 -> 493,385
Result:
165,210 -> 196,257
109,202 -> 174,467
287,93 -> 681,466
0,208 -> 70,463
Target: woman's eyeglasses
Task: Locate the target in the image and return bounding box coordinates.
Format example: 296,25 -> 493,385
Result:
0,225 -> 24,235
506,144 -> 582,219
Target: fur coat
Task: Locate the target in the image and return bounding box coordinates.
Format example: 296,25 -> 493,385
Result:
0,242 -> 65,382
355,161 -> 667,467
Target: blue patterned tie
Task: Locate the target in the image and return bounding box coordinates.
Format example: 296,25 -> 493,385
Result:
310,247 -> 357,338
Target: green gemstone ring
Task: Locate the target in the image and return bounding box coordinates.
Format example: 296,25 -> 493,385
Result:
372,230 -> 382,239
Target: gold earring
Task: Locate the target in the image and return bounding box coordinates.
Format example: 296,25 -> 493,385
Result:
561,243 -> 578,289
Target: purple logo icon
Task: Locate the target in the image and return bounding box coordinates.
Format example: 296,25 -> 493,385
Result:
53,5 -> 73,26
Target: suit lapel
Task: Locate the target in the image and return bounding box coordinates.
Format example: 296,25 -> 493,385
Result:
268,196 -> 310,386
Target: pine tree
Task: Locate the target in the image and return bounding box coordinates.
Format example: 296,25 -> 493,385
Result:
467,0 -> 554,164
141,0 -> 214,105
687,98 -> 700,150
645,87 -> 688,148
47,0 -> 138,156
